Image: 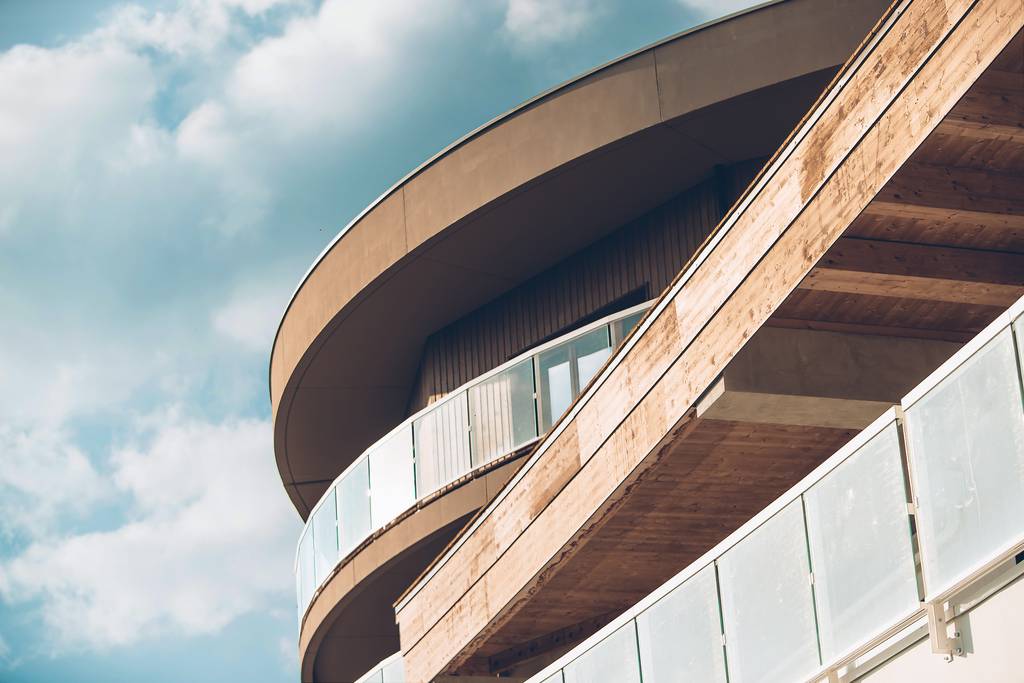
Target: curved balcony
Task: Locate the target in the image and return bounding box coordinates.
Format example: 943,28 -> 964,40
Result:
295,302 -> 650,623
269,0 -> 890,519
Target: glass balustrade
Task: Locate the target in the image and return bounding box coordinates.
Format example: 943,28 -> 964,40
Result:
295,303 -> 651,622
718,499 -> 819,683
526,298 -> 1024,683
354,653 -> 405,683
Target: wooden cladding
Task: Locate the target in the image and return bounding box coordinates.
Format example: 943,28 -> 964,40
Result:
407,162 -> 760,414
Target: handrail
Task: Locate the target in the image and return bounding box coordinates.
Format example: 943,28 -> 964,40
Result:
527,293 -> 1024,683
295,301 -> 652,624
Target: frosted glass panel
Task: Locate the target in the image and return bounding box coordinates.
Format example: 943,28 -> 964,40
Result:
539,344 -> 572,431
905,329 -> 1024,596
540,673 -> 563,683
369,425 -> 416,528
574,327 -> 611,389
338,458 -> 372,556
415,393 -> 471,494
311,488 -> 339,585
563,622 -> 641,683
297,527 -> 315,615
469,359 -> 538,465
804,422 -> 918,661
636,563 -> 726,683
380,656 -> 405,682
718,500 -> 819,683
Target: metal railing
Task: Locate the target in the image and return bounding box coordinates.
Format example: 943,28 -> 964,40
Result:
295,302 -> 651,624
528,294 -> 1024,683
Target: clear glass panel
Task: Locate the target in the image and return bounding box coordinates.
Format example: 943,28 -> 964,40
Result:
574,326 -> 612,390
539,343 -> 573,431
380,656 -> 405,683
311,487 -> 339,586
804,422 -> 919,662
563,621 -> 641,683
369,425 -> 416,528
338,458 -> 372,556
355,670 -> 383,683
718,500 -> 819,683
905,328 -> 1024,596
415,392 -> 471,494
469,359 -> 538,466
620,310 -> 645,338
636,563 -> 726,683
297,527 -> 315,616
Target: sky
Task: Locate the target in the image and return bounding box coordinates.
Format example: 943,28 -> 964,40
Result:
0,1 -> 759,681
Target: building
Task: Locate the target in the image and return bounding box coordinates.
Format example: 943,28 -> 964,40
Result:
269,0 -> 1024,681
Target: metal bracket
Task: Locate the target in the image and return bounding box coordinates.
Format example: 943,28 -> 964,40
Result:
925,600 -> 963,661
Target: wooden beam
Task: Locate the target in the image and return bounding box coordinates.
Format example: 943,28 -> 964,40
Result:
766,317 -> 976,343
863,164 -> 1024,230
935,69 -> 1024,143
797,238 -> 1024,305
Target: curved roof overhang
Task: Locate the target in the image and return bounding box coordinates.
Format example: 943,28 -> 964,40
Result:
270,0 -> 892,517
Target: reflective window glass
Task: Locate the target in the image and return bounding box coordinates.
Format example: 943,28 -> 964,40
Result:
804,422 -> 919,662
297,527 -> 315,616
718,500 -> 819,683
562,622 -> 641,683
369,425 -> 416,528
311,487 -> 339,586
337,458 -> 372,556
574,327 -> 611,390
636,563 -> 726,683
380,656 -> 405,682
469,359 -> 538,466
414,393 -> 471,494
905,328 -> 1024,596
539,343 -> 573,431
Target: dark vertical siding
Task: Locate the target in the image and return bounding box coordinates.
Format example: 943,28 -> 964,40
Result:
406,163 -> 759,414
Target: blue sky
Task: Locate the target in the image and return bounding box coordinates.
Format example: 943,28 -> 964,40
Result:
0,1 -> 756,681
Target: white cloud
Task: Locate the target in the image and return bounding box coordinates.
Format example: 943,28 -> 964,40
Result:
677,0 -> 761,19
503,0 -> 601,49
0,414 -> 299,650
213,283 -> 291,354
0,426 -> 109,539
93,0 -> 304,56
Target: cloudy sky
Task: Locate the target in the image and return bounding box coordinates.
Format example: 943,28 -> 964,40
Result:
0,1 -> 757,681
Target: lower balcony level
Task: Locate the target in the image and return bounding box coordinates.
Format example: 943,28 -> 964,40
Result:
526,296 -> 1024,683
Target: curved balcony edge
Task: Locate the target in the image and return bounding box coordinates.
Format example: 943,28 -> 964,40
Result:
299,451 -> 526,683
295,302 -> 652,629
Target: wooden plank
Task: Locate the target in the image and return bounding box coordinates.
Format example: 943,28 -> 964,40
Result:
799,268 -> 1024,306
864,163 -> 1024,231
935,69 -> 1024,143
817,237 -> 1024,284
396,2 -> 1024,679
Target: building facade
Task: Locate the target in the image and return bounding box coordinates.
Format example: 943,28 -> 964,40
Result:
270,1 -> 1024,681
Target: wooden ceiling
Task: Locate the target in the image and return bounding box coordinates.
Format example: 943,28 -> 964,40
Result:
451,30 -> 1024,678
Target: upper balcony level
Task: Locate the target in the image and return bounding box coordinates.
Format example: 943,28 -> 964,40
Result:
269,0 -> 892,520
